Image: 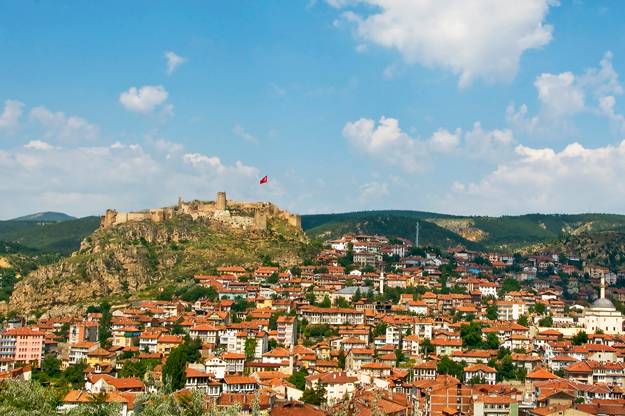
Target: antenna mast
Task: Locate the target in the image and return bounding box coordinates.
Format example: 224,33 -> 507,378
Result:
415,222 -> 420,248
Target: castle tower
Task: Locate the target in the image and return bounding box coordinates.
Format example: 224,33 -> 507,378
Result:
216,192 -> 227,210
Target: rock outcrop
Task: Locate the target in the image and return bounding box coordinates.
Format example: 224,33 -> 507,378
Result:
4,211 -> 310,313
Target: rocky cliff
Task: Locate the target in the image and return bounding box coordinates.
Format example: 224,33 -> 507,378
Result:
4,213 -> 311,313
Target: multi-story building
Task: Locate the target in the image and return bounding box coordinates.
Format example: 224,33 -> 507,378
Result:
69,322 -> 99,345
276,316 -> 297,347
0,327 -> 45,365
68,341 -> 98,365
139,331 -> 161,353
299,306 -> 364,325
496,301 -> 527,321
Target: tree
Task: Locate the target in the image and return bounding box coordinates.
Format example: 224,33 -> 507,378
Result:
162,344 -> 187,391
373,322 -> 387,338
98,301 -> 112,348
532,302 -> 547,315
484,332 -> 500,350
64,359 -> 88,388
538,315 -> 553,327
320,296 -> 332,308
244,338 -> 258,361
572,331 -> 588,346
301,384 -> 326,406
337,349 -> 346,370
287,367 -> 309,391
353,287 -> 362,303
41,354 -> 62,377
485,304 -> 498,320
517,315 -> 529,327
460,322 -> 483,349
267,273 -> 280,284
395,349 -> 406,366
0,380 -> 59,416
437,356 -> 465,380
421,338 -> 435,356
499,278 -> 521,296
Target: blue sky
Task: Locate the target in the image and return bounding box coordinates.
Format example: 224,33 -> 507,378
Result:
1,0 -> 625,219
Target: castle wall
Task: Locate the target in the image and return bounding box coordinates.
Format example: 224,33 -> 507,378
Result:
254,210 -> 267,231
101,192 -> 299,231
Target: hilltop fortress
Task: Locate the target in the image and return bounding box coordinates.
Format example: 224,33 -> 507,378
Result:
100,192 -> 301,231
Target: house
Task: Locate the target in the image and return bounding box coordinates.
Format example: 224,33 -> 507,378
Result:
305,371 -> 359,402
414,360 -> 437,381
222,376 -> 258,393
471,396 -> 519,416
464,364 -> 497,385
222,352 -> 246,374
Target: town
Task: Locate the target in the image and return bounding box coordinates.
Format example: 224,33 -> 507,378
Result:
2,233 -> 625,416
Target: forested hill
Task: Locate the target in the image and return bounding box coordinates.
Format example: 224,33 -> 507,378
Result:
301,210 -> 457,230
305,214 -> 483,250
303,210 -> 625,250
10,212 -> 76,222
0,216 -> 101,254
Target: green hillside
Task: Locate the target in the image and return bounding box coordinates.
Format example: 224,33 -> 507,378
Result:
305,214 -> 483,250
301,210 -> 456,231
0,216 -> 101,254
10,212 -> 76,222
471,213 -> 625,249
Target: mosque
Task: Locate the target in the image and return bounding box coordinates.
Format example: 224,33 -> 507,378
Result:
579,276 -> 625,334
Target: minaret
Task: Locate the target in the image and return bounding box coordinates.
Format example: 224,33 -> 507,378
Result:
380,269 -> 384,295
601,276 -> 606,299
289,344 -> 294,375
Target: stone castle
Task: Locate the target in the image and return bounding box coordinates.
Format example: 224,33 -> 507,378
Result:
100,192 -> 302,231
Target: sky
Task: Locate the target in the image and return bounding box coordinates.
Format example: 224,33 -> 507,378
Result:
1,0 -> 625,219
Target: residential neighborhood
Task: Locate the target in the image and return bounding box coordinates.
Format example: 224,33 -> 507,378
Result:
3,234 -> 625,415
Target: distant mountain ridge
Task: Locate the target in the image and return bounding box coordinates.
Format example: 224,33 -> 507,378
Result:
10,212 -> 76,222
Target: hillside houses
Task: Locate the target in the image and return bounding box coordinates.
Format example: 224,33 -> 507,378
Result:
7,235 -> 625,416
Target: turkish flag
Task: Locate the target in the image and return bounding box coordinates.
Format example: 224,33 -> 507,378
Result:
260,176 -> 268,184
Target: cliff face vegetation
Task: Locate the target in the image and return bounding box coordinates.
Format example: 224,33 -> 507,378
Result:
547,231 -> 625,269
4,214 -> 312,313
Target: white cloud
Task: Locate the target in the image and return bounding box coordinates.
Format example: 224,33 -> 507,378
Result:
343,116 -> 515,172
428,128 -> 461,154
357,181 -> 389,203
0,142 -> 260,219
343,116 -> 428,172
119,85 -> 169,113
165,51 -> 187,76
233,125 -> 259,144
29,106 -> 99,142
508,52 -> 625,134
450,140 -> 625,215
355,44 -> 368,53
534,72 -> 585,120
268,83 -> 286,97
24,140 -> 55,150
0,99 -> 25,134
329,0 -> 557,88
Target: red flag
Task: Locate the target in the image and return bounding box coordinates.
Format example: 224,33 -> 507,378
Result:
260,175 -> 268,184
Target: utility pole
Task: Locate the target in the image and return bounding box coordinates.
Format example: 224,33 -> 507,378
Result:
415,222 -> 420,248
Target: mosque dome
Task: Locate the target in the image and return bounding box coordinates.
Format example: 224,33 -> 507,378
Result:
592,298 -> 615,309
